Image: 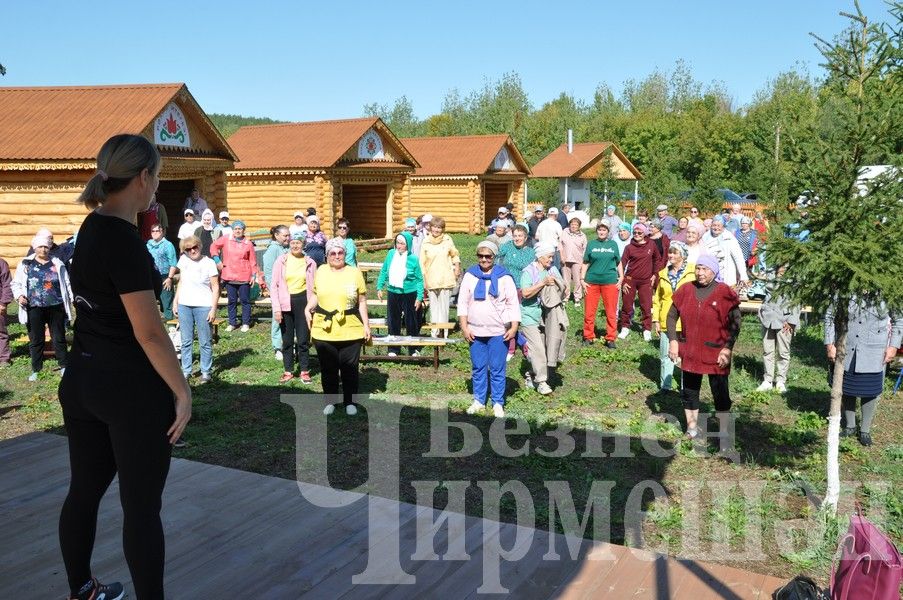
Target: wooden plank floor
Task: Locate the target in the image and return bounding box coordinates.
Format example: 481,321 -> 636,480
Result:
0,433 -> 785,599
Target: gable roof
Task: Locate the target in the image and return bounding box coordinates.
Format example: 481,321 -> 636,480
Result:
228,117 -> 419,170
531,142 -> 642,180
0,83 -> 236,162
400,134 -> 531,177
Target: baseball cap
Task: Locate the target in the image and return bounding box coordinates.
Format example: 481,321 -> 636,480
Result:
548,207 -> 559,215
656,204 -> 668,211
219,211 -> 230,219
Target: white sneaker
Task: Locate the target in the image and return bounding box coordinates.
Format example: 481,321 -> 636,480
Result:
492,403 -> 505,418
346,404 -> 358,416
240,324 -> 250,332
387,352 -> 398,357
755,381 -> 773,392
524,372 -> 534,389
574,302 -> 581,308
274,350 -> 283,361
643,330 -> 652,342
465,400 -> 484,414
506,352 -> 514,362
28,372 -> 38,382
776,382 -> 787,393
323,404 -> 335,415
618,327 -> 630,339
60,368 -> 65,377
225,324 -> 235,332
536,381 -> 553,395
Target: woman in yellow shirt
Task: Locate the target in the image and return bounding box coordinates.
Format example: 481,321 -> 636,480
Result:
271,233 -> 317,384
306,237 -> 371,415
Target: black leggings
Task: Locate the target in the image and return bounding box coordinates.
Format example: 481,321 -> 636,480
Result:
314,339 -> 362,406
280,293 -> 310,372
58,356 -> 174,599
387,291 -> 420,354
27,304 -> 68,372
681,371 -> 732,412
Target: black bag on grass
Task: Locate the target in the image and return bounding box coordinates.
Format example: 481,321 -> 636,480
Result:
772,575 -> 828,600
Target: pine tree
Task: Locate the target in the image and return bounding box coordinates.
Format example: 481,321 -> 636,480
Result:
766,1 -> 903,511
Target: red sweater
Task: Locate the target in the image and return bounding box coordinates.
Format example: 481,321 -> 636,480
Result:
669,282 -> 740,375
620,239 -> 660,281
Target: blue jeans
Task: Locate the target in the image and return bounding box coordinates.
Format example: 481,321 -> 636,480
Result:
178,305 -> 213,376
270,317 -> 281,350
660,332 -> 679,390
470,335 -> 508,406
158,286 -> 174,320
224,282 -> 251,326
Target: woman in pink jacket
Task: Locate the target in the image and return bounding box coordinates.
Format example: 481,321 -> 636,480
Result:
270,233 -> 317,383
209,220 -> 261,332
560,216 -> 588,307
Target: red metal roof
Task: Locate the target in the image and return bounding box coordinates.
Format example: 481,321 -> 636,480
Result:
400,135 -> 529,177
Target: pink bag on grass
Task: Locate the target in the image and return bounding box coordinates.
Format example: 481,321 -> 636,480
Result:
830,511 -> 902,600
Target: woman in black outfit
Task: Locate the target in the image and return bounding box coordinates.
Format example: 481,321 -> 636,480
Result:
59,134 -> 191,600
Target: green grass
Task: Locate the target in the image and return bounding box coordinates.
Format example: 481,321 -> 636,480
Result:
2,233 -> 902,584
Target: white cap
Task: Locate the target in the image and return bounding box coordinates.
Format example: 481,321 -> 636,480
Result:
293,211 -> 305,218
498,206 -> 509,214
548,207 -> 559,215
656,204 -> 668,211
219,211 -> 230,219
533,206 -> 544,212
184,208 -> 195,216
421,213 -> 433,223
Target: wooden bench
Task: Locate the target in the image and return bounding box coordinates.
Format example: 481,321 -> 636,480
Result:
362,336 -> 461,371
368,319 -> 456,335
167,318 -> 225,343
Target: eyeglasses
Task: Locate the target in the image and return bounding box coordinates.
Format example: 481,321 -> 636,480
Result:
690,209 -> 699,213
477,253 -> 494,259
327,250 -> 345,257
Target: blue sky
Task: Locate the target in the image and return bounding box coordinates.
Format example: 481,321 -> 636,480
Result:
2,0 -> 894,122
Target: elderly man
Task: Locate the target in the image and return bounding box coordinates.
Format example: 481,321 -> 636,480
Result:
557,203 -> 571,229
603,205 -> 622,239
536,207 -> 564,269
527,206 -> 545,240
177,209 -> 198,240
656,204 -> 678,237
702,216 -> 748,289
184,188 -> 208,215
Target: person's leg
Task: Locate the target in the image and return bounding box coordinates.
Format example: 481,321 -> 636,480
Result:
291,293 -> 310,372
58,410 -> 117,596
436,289 -> 451,338
842,395 -> 858,430
48,304 -> 68,368
177,304 -> 195,376
387,291 -> 402,354
0,308 -> 10,363
570,263 -> 584,303
337,340 -> 362,405
660,332 -> 674,390
636,280 -> 653,332
582,283 -> 601,341
681,371 -> 703,433
709,373 -> 735,456
600,283 -> 619,341
562,262 -> 574,302
469,337 -> 489,405
194,306 -> 213,376
709,373 -> 733,412
314,341 -> 340,395
859,396 -> 879,433
27,306 -> 46,373
487,334 -> 508,406
225,283 -> 238,327
158,286 -> 174,320
270,311 -> 282,352
238,283 -> 251,326
521,325 -> 547,383
775,328 -> 792,386
761,328 -> 776,384
401,292 -> 419,354
619,279 -> 638,330
280,312 -> 294,372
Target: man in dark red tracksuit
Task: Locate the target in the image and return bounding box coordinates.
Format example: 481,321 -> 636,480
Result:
618,222 -> 660,341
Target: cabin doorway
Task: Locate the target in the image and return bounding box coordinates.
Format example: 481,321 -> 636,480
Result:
483,182 -> 510,228
156,179 -> 195,244
342,184 -> 389,238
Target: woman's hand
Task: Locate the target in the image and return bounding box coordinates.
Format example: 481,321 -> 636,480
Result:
668,339 -> 680,365
167,388 -> 192,445
377,289 -> 384,301
415,300 -> 422,311
581,280 -> 589,292
826,344 -> 836,362
653,321 -> 660,335
884,346 -> 897,364
173,304 -> 179,317
363,324 -> 371,342
207,308 -> 217,323
622,281 -> 631,293
305,309 -> 314,329
544,276 -> 556,287
17,295 -> 27,306
274,311 -> 282,324
716,348 -> 732,369
162,277 -> 173,291
503,323 -> 518,342
462,324 -> 475,343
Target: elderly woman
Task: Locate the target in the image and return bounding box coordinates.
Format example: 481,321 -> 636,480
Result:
560,216 -> 588,307
145,224 -> 178,319
193,208 -> 220,257
177,209 -> 197,240
336,217 -> 357,266
614,222 -> 631,256
272,233 -> 317,384
652,242 -> 695,392
618,222 -> 660,342
736,216 -> 759,268
306,238 -> 370,415
496,223 -> 534,361
12,232 -> 74,381
703,216 -> 748,289
826,298 -> 903,447
647,218 -> 671,275
667,255 -> 741,439
420,216 -> 461,337
262,225 -> 290,360
520,242 -> 567,395
756,265 -> 799,394
303,215 -> 327,266
485,221 -> 513,249
687,207 -> 704,232
173,235 -> 220,383
671,217 -> 690,244
458,241 -> 520,418
685,224 -> 704,264
581,220 -> 623,347
289,211 -> 307,237
376,231 -> 424,357
210,219 -> 262,332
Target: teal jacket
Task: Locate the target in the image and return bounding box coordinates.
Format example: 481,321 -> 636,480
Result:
376,231 -> 424,300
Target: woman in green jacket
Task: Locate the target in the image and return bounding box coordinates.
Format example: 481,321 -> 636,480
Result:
377,231 -> 424,356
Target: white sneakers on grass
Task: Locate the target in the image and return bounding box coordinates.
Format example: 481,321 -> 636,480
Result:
755,381 -> 773,392
240,324 -> 250,332
776,382 -> 787,393
466,400 -> 506,417
275,350 -> 283,361
536,381 -> 553,395
466,400 -> 483,414
642,330 -> 652,342
618,327 -> 630,339
492,403 -> 505,418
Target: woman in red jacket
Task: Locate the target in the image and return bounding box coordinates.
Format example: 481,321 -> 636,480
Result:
209,219 -> 262,332
666,254 -> 741,441
618,222 -> 660,341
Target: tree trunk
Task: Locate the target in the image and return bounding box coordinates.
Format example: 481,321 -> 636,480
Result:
823,307 -> 849,512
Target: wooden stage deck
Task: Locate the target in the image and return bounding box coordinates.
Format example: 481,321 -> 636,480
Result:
0,433 -> 786,598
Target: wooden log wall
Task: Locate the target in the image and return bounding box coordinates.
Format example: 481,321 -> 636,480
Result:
225,175 -> 318,233
408,179 -> 475,234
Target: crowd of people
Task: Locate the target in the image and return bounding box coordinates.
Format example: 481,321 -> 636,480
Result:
0,131 -> 899,599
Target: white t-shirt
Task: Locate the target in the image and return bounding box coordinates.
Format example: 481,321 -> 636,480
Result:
289,223 -> 307,236
178,221 -> 198,240
536,219 -> 563,245
176,255 -> 219,307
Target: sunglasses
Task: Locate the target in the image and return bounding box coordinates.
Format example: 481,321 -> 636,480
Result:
184,245 -> 199,252
477,253 -> 494,259
690,209 -> 699,213
337,225 -> 349,230
327,251 -> 345,257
